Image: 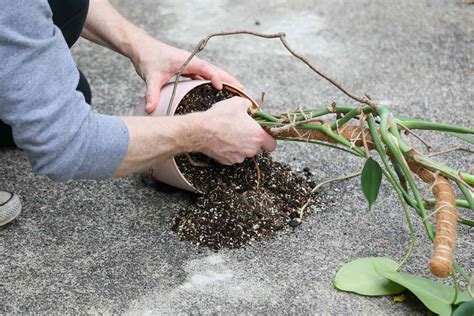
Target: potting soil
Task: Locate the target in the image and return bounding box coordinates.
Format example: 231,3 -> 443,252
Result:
171,84 -> 318,249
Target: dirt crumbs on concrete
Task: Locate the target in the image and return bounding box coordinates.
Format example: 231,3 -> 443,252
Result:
171,83 -> 318,250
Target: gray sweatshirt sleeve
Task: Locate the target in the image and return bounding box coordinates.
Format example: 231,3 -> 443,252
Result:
0,0 -> 129,181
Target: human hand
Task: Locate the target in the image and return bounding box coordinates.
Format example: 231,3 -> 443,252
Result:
131,39 -> 243,114
197,97 -> 277,165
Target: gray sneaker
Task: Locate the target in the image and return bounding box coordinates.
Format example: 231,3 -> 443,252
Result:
0,191 -> 21,226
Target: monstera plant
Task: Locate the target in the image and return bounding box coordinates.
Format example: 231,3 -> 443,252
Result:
169,31 -> 473,315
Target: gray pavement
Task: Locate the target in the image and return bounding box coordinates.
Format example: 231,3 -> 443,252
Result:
1,0 -> 473,314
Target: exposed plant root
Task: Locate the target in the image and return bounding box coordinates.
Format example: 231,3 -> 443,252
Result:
253,157 -> 262,189
406,155 -> 435,183
185,153 -> 209,167
268,123 -> 439,182
428,175 -> 458,278
268,124 -> 376,149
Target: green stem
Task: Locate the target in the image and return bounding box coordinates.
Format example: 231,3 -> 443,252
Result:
330,105 -> 373,130
448,132 -> 474,145
377,106 -> 435,239
366,114 -> 415,270
456,182 -> 474,211
453,262 -> 470,283
452,271 -> 459,305
458,216 -> 474,227
414,155 -> 474,187
253,110 -> 279,122
367,114 -> 417,209
382,167 -> 416,271
400,120 -> 474,135
390,158 -> 418,209
424,199 -> 470,209
275,137 -> 362,157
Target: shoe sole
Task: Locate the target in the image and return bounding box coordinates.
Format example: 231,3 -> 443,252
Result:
0,193 -> 22,226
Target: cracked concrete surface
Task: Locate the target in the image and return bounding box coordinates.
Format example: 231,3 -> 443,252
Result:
1,0 -> 473,314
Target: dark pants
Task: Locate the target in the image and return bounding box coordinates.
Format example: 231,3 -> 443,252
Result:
0,0 -> 91,147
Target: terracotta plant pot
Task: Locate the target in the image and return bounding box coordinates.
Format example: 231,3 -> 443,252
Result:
134,80 -> 259,192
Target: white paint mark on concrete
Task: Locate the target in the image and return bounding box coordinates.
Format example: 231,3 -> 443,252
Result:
181,270 -> 234,290
125,253 -> 282,314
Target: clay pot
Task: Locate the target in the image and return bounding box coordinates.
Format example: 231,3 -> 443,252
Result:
134,80 -> 259,192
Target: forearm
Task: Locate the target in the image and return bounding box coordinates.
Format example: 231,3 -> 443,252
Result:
114,114 -> 210,176
81,0 -> 151,61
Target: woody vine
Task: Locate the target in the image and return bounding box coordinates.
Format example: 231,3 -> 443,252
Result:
170,31 -> 474,315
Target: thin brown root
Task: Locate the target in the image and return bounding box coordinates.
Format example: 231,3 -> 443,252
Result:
260,91 -> 266,108
253,157 -> 262,190
299,170 -> 362,220
185,153 -> 208,167
397,122 -> 433,151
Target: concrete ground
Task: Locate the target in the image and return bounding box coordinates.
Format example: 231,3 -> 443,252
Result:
1,0 -> 473,314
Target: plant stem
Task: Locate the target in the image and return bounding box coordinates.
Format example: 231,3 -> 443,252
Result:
275,137 -> 362,157
386,167 -> 415,272
366,114 -> 415,270
458,216 -> 474,227
400,120 -> 474,135
424,199 -> 470,209
453,262 -> 470,283
378,108 -> 435,239
253,110 -> 279,122
452,271 -> 459,304
456,182 -> 474,211
298,170 -> 362,219
448,132 -> 474,145
311,171 -> 362,194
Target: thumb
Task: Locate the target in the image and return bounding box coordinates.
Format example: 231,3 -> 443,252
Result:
237,97 -> 252,112
145,76 -> 163,114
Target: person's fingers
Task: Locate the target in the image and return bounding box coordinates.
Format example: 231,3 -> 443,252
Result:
191,74 -> 206,80
215,67 -> 243,89
184,59 -> 243,90
144,75 -> 165,113
260,131 -> 278,152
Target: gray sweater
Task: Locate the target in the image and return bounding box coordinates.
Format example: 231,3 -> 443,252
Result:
0,0 -> 129,181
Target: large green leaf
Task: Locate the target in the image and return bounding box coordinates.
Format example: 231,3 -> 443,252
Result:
374,265 -> 472,316
361,158 -> 382,210
333,257 -> 405,296
453,301 -> 474,316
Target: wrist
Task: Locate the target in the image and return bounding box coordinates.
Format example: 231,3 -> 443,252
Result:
125,31 -> 157,66
180,112 -> 214,153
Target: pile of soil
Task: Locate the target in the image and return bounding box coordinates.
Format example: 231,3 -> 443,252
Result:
171,84 -> 318,249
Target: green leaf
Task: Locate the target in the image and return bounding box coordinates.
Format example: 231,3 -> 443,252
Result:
374,265 -> 471,316
453,301 -> 474,316
361,157 -> 382,210
333,257 -> 405,296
